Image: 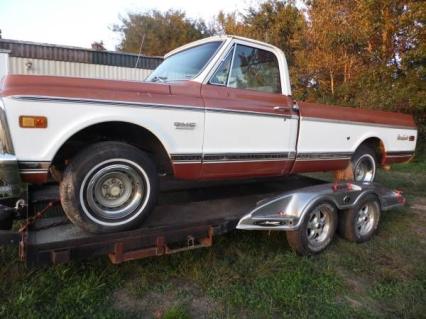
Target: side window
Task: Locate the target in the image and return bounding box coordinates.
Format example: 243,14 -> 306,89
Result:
228,45 -> 281,93
209,46 -> 234,86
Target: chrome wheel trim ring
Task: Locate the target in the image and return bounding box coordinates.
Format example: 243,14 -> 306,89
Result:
355,201 -> 378,237
354,154 -> 376,182
306,204 -> 334,248
79,159 -> 151,226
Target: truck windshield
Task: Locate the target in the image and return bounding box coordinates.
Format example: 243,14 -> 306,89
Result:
146,41 -> 222,83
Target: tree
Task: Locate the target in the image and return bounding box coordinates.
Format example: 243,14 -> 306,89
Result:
302,0 -> 425,137
352,0 -> 426,137
215,0 -> 307,98
294,1 -> 372,101
216,0 -> 306,67
114,10 -> 214,56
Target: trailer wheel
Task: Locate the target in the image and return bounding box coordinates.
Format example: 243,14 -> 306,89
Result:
286,202 -> 337,256
60,141 -> 158,233
352,145 -> 377,182
338,195 -> 380,243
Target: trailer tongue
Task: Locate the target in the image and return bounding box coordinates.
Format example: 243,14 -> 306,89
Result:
0,175 -> 404,266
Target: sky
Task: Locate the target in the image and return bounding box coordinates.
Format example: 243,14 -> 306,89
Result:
0,0 -> 257,51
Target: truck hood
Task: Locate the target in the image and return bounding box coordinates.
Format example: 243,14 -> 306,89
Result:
0,74 -> 202,107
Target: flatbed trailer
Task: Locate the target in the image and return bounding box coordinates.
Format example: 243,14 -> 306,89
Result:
0,175 -> 326,266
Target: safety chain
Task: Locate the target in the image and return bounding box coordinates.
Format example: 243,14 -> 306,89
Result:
18,201 -> 60,260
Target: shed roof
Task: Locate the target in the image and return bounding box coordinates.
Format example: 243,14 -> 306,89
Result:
0,38 -> 163,70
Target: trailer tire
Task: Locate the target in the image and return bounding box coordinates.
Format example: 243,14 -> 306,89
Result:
286,202 -> 337,256
60,141 -> 158,233
338,194 -> 380,243
352,145 -> 377,182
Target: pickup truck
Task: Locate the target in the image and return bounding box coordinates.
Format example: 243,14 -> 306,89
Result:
0,35 -> 417,233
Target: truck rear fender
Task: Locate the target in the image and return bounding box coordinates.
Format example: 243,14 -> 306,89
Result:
352,136 -> 386,164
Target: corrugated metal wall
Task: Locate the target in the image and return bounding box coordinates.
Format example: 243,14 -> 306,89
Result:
0,51 -> 8,80
9,57 -> 153,81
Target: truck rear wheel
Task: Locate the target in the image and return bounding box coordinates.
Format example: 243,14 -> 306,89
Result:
286,202 -> 337,256
351,145 -> 377,182
60,141 -> 158,233
338,195 -> 381,243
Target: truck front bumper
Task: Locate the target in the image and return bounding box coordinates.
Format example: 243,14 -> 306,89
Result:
0,153 -> 23,197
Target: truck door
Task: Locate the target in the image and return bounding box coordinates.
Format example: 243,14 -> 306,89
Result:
201,43 -> 298,178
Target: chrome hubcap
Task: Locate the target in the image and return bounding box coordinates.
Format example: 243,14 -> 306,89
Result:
306,204 -> 332,246
97,173 -> 132,208
354,155 -> 375,182
85,163 -> 145,220
356,202 -> 377,236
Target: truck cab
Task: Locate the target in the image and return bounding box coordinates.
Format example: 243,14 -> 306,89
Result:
147,36 -> 298,179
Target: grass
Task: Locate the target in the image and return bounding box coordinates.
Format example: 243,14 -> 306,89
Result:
1,158 -> 425,318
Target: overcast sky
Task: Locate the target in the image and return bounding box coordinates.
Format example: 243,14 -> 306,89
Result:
0,0 -> 260,50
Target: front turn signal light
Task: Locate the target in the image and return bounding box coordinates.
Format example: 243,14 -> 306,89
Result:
19,116 -> 48,128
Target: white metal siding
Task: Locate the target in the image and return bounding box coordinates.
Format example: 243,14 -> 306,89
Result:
0,51 -> 9,80
8,57 -> 153,81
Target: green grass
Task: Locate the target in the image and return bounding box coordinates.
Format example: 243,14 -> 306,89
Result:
1,159 -> 425,318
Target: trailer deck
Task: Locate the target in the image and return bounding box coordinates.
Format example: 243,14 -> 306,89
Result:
1,175 -> 326,266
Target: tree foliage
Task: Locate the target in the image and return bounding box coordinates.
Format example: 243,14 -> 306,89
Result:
216,1 -> 305,65
115,1 -> 425,137
114,10 -> 213,56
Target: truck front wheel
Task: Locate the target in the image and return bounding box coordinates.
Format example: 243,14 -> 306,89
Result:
286,202 -> 337,255
59,141 -> 158,233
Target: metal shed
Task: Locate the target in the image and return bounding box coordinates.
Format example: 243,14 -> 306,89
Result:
0,39 -> 163,81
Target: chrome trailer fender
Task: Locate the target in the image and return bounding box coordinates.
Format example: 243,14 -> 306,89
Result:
237,182 -> 405,231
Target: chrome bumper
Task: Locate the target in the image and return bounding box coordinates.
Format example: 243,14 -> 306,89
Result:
0,153 -> 23,199
0,153 -> 25,226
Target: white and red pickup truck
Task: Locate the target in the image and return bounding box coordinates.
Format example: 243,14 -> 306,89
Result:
0,35 -> 417,233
